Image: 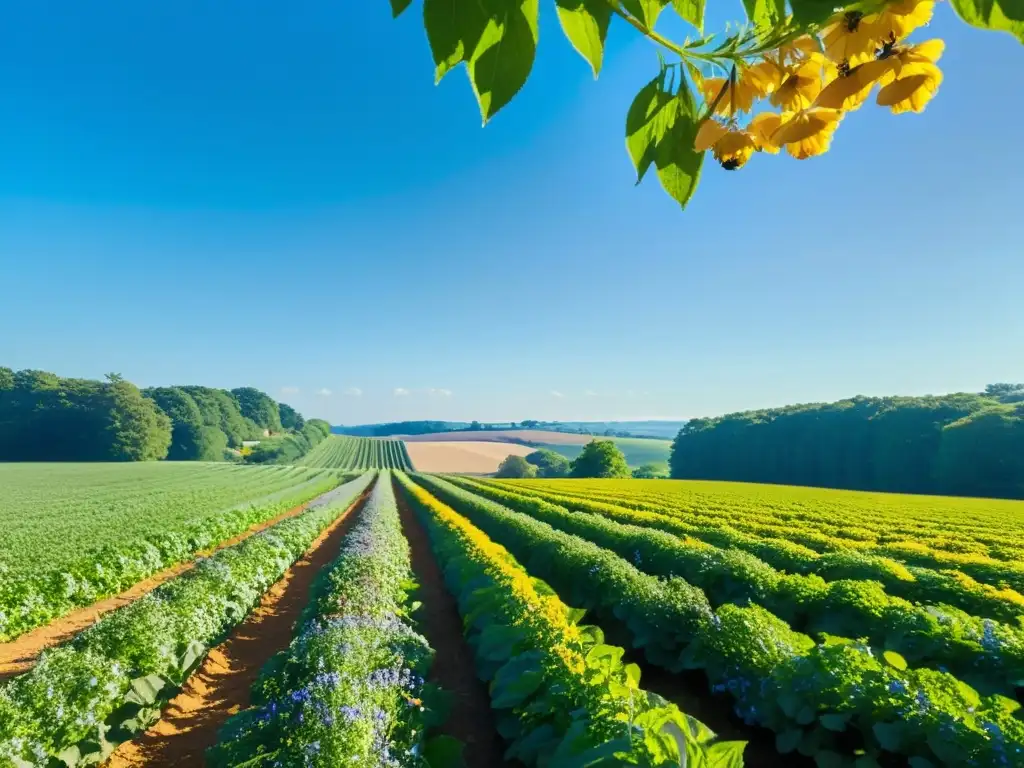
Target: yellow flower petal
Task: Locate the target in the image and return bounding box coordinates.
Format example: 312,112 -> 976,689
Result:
876,64 -> 942,113
871,0 -> 935,41
694,119 -> 730,152
772,108 -> 841,159
815,62 -> 886,110
822,11 -> 880,64
748,112 -> 783,154
770,55 -> 833,111
713,130 -> 756,170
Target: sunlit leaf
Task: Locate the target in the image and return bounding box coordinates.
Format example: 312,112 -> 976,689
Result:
556,0 -> 612,77
423,0 -> 489,82
625,72 -> 704,209
951,0 -> 1024,43
672,0 -> 706,31
741,0 -> 786,28
468,0 -> 539,123
390,0 -> 414,18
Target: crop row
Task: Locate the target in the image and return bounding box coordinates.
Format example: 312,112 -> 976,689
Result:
396,472 -> 746,767
484,480 -> 1024,624
0,473 -> 373,768
299,436 -> 414,471
0,463 -> 334,578
500,479 -> 1024,569
451,476 -> 1024,697
0,470 -> 349,642
515,478 -> 1024,547
417,474 -> 1024,767
210,472 -> 444,767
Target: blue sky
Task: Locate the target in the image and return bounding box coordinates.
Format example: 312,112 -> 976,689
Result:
1,1 -> 1021,425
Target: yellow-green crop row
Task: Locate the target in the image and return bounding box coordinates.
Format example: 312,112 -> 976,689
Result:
416,474 -> 1024,767
485,479 -> 1024,621
395,472 -> 744,767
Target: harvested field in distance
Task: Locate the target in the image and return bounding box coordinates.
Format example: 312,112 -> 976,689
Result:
400,429 -> 591,445
403,441 -> 534,473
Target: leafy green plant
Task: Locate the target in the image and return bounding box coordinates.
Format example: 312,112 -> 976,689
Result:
210,473 -> 450,768
414,474 -> 1024,766
397,472 -> 745,766
0,474 -> 373,768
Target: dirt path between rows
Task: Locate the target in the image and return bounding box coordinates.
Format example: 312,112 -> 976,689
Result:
393,477 -> 512,768
0,498 -> 325,681
104,486 -> 372,768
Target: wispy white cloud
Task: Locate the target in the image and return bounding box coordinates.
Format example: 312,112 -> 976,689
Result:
280,386 -> 299,395
343,387 -> 362,397
428,388 -> 453,397
393,387 -> 410,397
316,388 -> 332,396
583,389 -> 598,397
550,390 -> 565,399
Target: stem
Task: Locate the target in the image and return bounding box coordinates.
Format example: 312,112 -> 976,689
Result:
608,3 -> 687,57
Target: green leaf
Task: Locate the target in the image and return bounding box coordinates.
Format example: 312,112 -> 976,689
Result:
624,662 -> 642,688
741,0 -> 786,28
883,650 -> 908,670
423,0 -> 490,82
491,651 -> 545,708
706,740 -> 747,768
555,0 -> 612,77
775,728 -> 803,754
788,0 -> 837,25
621,0 -> 670,27
389,0 -> 414,17
423,735 -> 466,768
125,674 -> 166,707
625,72 -> 703,209
672,0 -> 705,31
468,0 -> 540,123
819,713 -> 851,732
950,0 -> 1024,43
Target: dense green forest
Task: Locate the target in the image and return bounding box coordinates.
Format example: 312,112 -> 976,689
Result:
670,385 -> 1024,500
0,366 -> 328,463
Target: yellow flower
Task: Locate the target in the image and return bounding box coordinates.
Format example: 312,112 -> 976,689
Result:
815,62 -> 882,111
770,54 -> 834,112
821,11 -> 879,65
876,62 -> 943,113
747,112 -> 783,154
776,35 -> 821,64
869,0 -> 935,43
694,119 -> 756,170
771,108 -> 842,159
741,59 -> 783,98
701,76 -> 759,116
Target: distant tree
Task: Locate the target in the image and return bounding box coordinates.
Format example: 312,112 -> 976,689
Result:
521,420 -> 539,429
525,448 -> 570,478
144,386 -> 207,460
570,440 -> 631,479
510,421 -> 518,428
985,383 -> 1024,403
469,420 -> 481,431
104,380 -> 172,461
495,454 -> 537,479
0,366 -> 13,390
936,404 -> 1024,498
632,463 -> 668,479
230,387 -> 282,432
278,402 -> 305,430
183,386 -> 261,447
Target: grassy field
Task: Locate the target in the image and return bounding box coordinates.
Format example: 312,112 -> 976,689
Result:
540,436 -> 673,469
0,463 -> 335,576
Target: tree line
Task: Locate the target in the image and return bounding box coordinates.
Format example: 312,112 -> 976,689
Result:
0,366 -> 328,463
669,385 -> 1024,500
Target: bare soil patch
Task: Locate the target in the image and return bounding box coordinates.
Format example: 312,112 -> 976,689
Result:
405,441 -> 534,474
400,429 -> 591,445
104,487 -> 371,768
393,477 -> 511,767
0,499 -> 319,681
